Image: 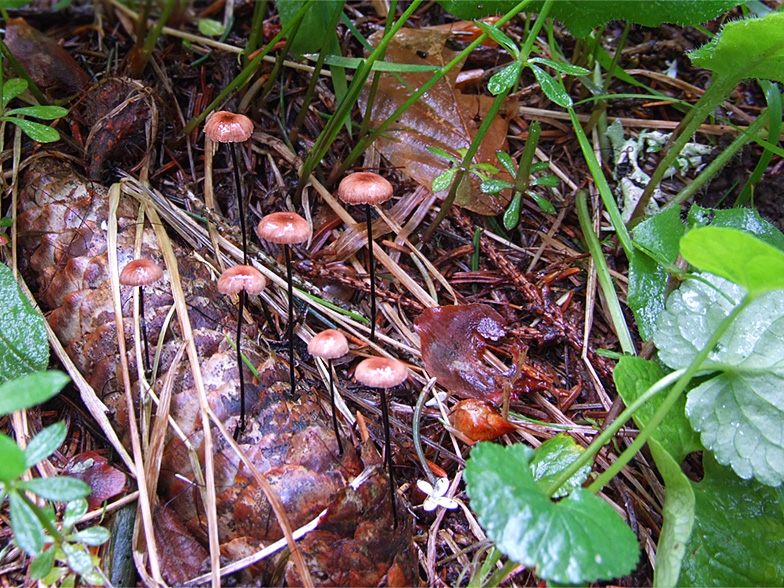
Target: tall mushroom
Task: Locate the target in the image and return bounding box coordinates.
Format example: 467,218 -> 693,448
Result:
255,211 -> 312,395
308,329 -> 350,454
354,356 -> 408,526
120,258 -> 164,375
217,264 -> 266,436
337,172 -> 394,343
204,110 -> 254,264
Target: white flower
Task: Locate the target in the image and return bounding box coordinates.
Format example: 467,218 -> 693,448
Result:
417,477 -> 458,511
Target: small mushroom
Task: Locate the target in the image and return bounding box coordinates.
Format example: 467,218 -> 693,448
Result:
354,356 -> 408,526
217,264 -> 266,436
337,172 -> 394,343
308,329 -> 350,454
119,259 -> 163,375
204,110 -> 254,264
256,212 -> 312,395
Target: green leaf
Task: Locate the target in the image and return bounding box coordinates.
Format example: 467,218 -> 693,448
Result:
679,454 -> 784,586
62,543 -> 94,576
70,526 -> 111,547
2,78 -> 28,109
472,163 -> 500,175
4,118 -> 61,143
655,273 -> 784,486
687,204 -> 784,252
4,106 -> 68,120
432,168 -> 458,192
628,205 -> 685,341
503,192 -> 522,230
0,264 -> 49,383
689,11 -> 784,84
9,490 -> 45,555
529,192 -> 556,215
437,1 -> 739,38
481,179 -> 514,194
0,371 -> 70,415
0,432 -> 27,481
25,422 -> 67,468
197,18 -> 225,37
614,356 -> 700,463
21,477 -> 90,502
680,226 -> 784,295
475,21 -> 519,58
277,0 -> 343,54
30,546 -> 56,581
495,151 -> 518,176
531,161 -> 550,173
427,145 -> 459,163
63,499 -> 88,530
528,57 -> 590,76
649,439 -> 695,588
530,65 -> 572,108
530,434 -> 591,498
488,61 -> 523,95
531,175 -> 559,187
465,443 -> 639,584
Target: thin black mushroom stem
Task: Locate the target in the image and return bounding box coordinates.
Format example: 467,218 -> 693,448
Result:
256,212 -> 312,395
354,356 -> 409,527
308,329 -> 350,455
217,265 -> 267,437
337,172 -> 394,343
119,259 -> 164,376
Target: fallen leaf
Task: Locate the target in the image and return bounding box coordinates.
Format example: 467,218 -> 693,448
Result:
449,398 -> 516,442
359,28 -> 513,215
62,451 -> 128,511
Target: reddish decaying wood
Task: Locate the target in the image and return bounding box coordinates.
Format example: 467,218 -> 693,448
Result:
17,157 -> 417,586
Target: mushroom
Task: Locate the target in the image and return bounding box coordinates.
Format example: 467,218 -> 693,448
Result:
217,264 -> 267,436
308,329 -> 350,454
354,356 -> 408,525
337,172 -> 394,343
256,212 -> 312,395
120,259 -> 164,375
204,110 -> 254,264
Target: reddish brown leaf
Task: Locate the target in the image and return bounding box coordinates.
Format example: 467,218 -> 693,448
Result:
359,28 -> 513,215
414,304 -> 513,401
62,451 -> 128,511
449,398 -> 516,443
4,18 -> 89,94
153,504 -> 209,586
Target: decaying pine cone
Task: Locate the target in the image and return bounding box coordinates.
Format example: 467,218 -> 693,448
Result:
17,156 -> 417,586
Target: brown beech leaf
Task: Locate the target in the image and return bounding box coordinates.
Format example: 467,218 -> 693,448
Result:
449,398 -> 516,443
359,28 -> 513,215
153,504 -> 209,586
4,18 -> 89,94
62,451 -> 128,511
414,304 -> 514,401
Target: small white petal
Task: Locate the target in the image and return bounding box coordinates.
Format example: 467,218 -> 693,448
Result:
435,497 -> 459,510
433,477 -> 450,497
417,479 -> 435,496
423,498 -> 438,512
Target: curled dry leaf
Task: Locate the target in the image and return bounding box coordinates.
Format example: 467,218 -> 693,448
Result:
62,451 -> 129,511
4,18 -> 90,94
359,28 -> 513,215
449,398 -> 516,443
414,304 -> 514,402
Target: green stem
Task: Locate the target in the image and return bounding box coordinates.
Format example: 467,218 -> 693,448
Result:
631,73 -> 738,220
576,190 -> 636,355
568,106 -> 633,259
588,296 -> 752,492
513,120 -> 540,194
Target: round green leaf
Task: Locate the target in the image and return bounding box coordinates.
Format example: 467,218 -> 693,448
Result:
0,371 -> 70,416
530,433 -> 591,498
197,18 -> 225,37
2,78 -> 28,109
70,526 -> 111,547
502,192 -> 522,230
681,226 -> 784,295
0,264 -> 49,383
465,443 -> 639,584
0,432 -> 27,481
432,168 -> 458,192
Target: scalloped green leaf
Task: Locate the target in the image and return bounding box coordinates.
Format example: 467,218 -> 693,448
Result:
531,433 -> 591,498
681,226 -> 784,295
679,454 -> 784,587
465,443 -> 639,584
628,205 -> 685,341
614,356 -> 700,463
655,273 -> 784,486
437,1 -> 739,38
0,264 -> 49,383
689,11 -> 784,84
687,205 -> 784,252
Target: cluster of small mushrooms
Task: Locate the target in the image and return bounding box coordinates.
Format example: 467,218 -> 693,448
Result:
119,110 -> 408,524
